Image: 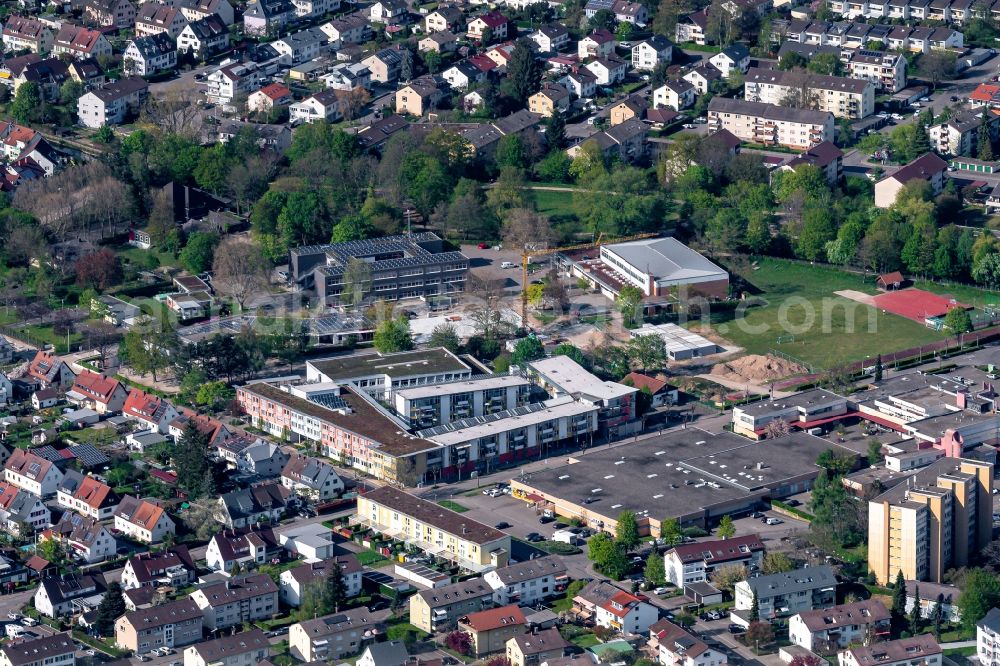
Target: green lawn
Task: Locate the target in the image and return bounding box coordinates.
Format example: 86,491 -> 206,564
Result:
356,550 -> 389,567
437,500 -> 469,513
572,634 -> 602,649
700,258 -> 947,370
534,189 -> 576,217
18,325 -> 84,353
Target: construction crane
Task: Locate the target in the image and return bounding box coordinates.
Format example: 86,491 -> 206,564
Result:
519,232 -> 658,323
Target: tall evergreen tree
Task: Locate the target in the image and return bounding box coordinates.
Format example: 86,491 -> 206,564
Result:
504,39 -> 542,105
323,560 -> 348,613
909,584 -> 921,634
874,354 -> 884,381
176,420 -> 213,500
749,590 -> 760,622
891,570 -> 907,618
95,582 -> 126,637
979,111 -> 995,160
545,110 -> 567,150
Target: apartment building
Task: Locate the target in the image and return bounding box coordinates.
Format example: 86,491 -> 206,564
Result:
744,67 -> 874,119
184,629 -> 269,666
874,152 -> 948,207
528,356 -> 637,433
205,62 -> 263,105
280,555 -> 363,607
732,389 -> 849,438
359,486 -> 511,571
483,556 -> 568,605
409,578 -> 495,633
868,457 -> 993,584
114,599 -> 204,654
0,634 -> 75,666
281,454 -> 344,501
707,98 -> 834,148
928,108 -> 999,156
663,535 -> 765,587
123,33 -> 177,77
190,574 -> 279,630
846,50 -> 907,93
114,496 -> 175,544
789,600 -> 891,652
978,607 -> 1000,666
2,16 -> 53,54
733,566 -> 837,621
840,635 -> 942,666
289,608 -> 387,662
393,375 -> 532,428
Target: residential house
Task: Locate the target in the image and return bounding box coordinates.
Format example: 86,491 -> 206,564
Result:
0,634 -> 76,666
2,16 -> 53,54
620,372 -> 677,407
32,388 -> 59,410
249,83 -> 293,113
280,554 -> 363,606
358,642 -> 409,666
789,600 -> 891,652
113,495 -> 175,544
653,79 -> 695,111
235,441 -> 290,477
205,525 -> 281,572
0,482 -> 49,536
675,10 -> 708,45
528,84 -> 571,117
929,108 -> 999,156
707,97 -> 834,149
275,523 -> 337,564
176,14 -> 229,59
663,535 -> 765,587
243,0 -> 295,36
77,77 -> 149,127
578,29 -> 615,59
14,58 -> 69,100
575,581 -> 658,634
650,619 -> 727,666
612,0 -> 647,24
134,3 -> 188,38
874,152 -> 948,207
561,69 -> 597,98
442,61 -> 484,90
218,482 -> 292,528
777,140 -> 844,185
25,351 -> 74,390
190,573 -> 280,630
395,76 -> 444,116
906,581 -> 961,623
34,573 -> 105,618
281,454 -> 344,501
683,64 -> 722,94
419,31 -> 460,53
324,62 -> 372,90
506,628 -> 569,666
979,608 -> 1000,666
467,11 -> 510,41
56,471 -> 119,520
370,0 -> 409,23
709,43 -> 749,78
362,47 -> 404,83
291,0 -> 340,19
733,565 -> 837,622
484,556 -> 568,605
409,578 -> 495,633
40,513 -> 115,564
320,15 -> 370,46
273,28 -> 328,66
609,95 -> 646,125
85,0 -> 137,28
168,410 -> 231,448
458,606 -> 525,657
289,608 -> 388,662
114,599 -> 204,654
841,636 -> 942,666
291,89 -> 342,123
122,389 -> 179,433
121,547 -> 196,590
585,56 -> 627,85
425,6 -> 464,32
206,62 -> 263,104
180,0 -> 235,25
184,629 -> 270,666
530,23 -> 570,53
52,25 -> 112,60
568,118 -> 648,163
632,35 -> 673,71
65,371 -> 127,415
4,449 -> 63,497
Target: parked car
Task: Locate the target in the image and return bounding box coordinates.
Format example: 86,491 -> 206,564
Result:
729,624 -> 746,634
496,521 -> 511,529
539,516 -> 555,524
654,587 -> 669,595
477,242 -> 489,249
749,511 -> 763,518
766,517 -> 783,525
785,499 -> 801,507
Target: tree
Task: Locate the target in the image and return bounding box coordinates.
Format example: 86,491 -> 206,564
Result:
445,631 -> 473,656
660,518 -> 682,546
180,498 -> 224,541
75,249 -> 122,291
373,316 -> 414,354
909,584 -> 921,634
761,552 -> 795,574
10,81 -> 41,125
644,552 -> 666,586
180,232 -> 219,274
175,420 -> 214,500
323,561 -> 349,612
615,510 -> 640,551
789,655 -> 824,666
979,111 -> 995,160
212,237 -> 270,310
617,285 -> 644,327
874,354 -> 884,381
918,50 -> 956,89
717,515 -> 735,539
588,532 -> 617,563
341,257 -> 373,310
95,581 -> 126,637
551,344 -> 589,369
746,621 -> 774,652
545,110 -> 567,150
749,590 -> 760,621
501,207 -> 552,250
868,439 -> 884,464
807,53 -> 843,75
511,336 -> 545,366
628,335 -> 666,373
958,568 -> 1000,631
930,594 -> 945,638
504,39 -> 542,105
892,570 -> 908,619
429,323 -> 461,352
37,537 -> 65,564
944,306 -> 973,334
816,449 -> 854,477
496,134 -> 527,169
710,564 -> 747,592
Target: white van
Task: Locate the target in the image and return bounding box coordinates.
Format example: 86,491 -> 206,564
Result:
500,261 -> 516,269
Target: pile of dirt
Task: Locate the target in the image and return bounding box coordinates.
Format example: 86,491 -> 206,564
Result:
711,354 -> 808,384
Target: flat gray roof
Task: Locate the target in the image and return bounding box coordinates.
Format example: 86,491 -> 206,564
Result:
602,237 -> 727,283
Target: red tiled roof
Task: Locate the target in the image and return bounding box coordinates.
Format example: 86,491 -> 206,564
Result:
4,449 -> 53,482
971,83 -> 1000,103
621,372 -> 668,394
668,535 -> 765,565
71,370 -> 122,403
460,604 -> 526,631
258,82 -> 290,100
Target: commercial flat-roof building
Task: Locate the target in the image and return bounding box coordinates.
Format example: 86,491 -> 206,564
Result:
290,233 -> 469,306
527,356 -> 637,436
306,348 -> 474,398
868,457 -> 993,584
732,390 -> 851,439
392,375 -> 532,428
358,486 -> 510,572
630,323 -> 722,361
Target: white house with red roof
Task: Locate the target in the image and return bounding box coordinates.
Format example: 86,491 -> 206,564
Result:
578,29 -> 615,59
67,370 -> 128,415
123,389 -> 179,433
2,125 -> 37,161
663,535 -> 765,587
168,409 -> 232,447
114,495 -> 175,543
621,372 -> 678,407
467,11 -> 510,41
248,82 -> 292,113
650,619 -> 727,666
52,25 -> 113,60
25,350 -> 75,390
2,16 -> 54,54
57,470 -> 120,520
575,580 -> 658,634
3,448 -> 64,497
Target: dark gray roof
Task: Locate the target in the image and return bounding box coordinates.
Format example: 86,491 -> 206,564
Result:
708,97 -> 832,125
743,565 -> 837,597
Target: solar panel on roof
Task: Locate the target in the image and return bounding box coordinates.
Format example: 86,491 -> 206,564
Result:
310,394 -> 349,411
71,444 -> 110,468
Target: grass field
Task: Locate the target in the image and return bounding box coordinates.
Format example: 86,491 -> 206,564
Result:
701,258 -> 947,370
533,189 -> 576,218
437,500 -> 469,513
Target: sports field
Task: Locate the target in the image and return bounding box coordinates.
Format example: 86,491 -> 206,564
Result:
697,259 -> 948,370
